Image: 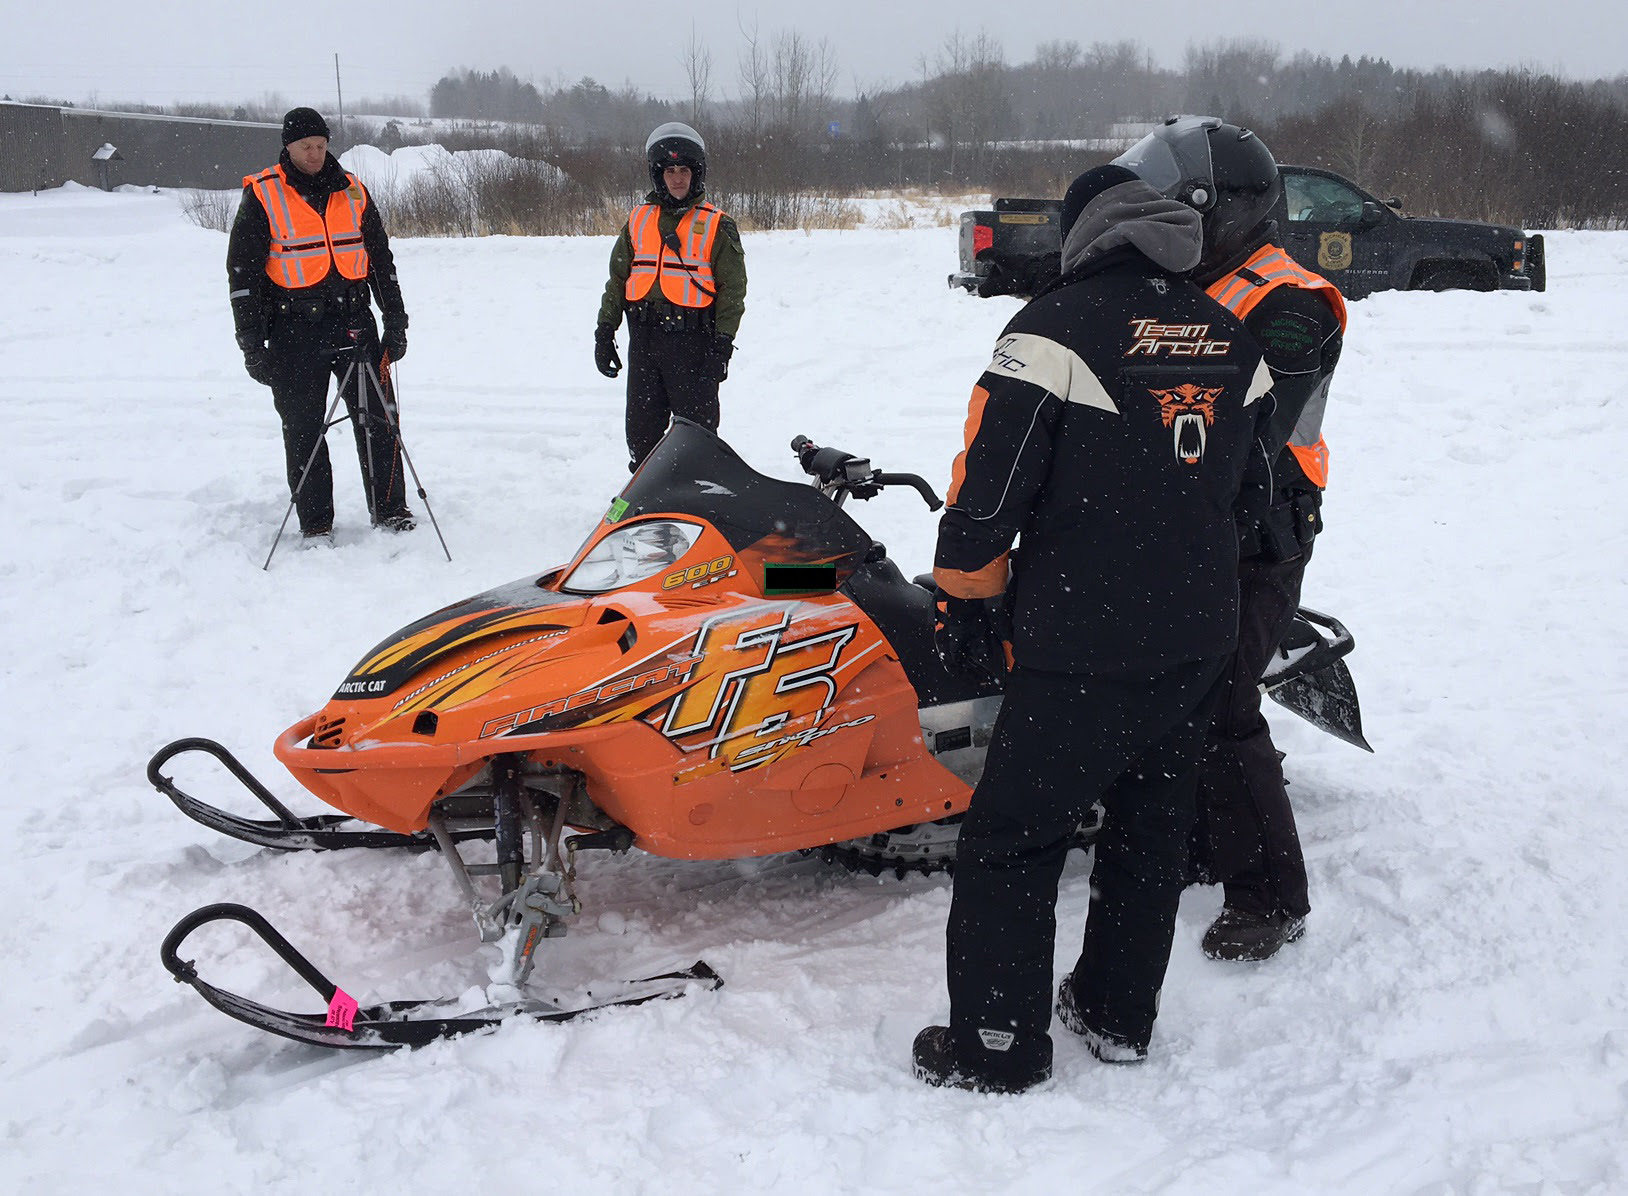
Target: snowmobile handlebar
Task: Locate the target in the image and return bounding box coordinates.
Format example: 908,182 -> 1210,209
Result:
790,435 -> 943,511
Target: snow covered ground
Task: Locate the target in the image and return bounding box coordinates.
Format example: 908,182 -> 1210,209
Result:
2,181 -> 1625,1194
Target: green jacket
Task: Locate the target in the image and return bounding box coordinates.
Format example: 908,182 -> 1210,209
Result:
597,191 -> 746,339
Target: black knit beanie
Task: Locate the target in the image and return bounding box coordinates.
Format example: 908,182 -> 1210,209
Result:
1060,164 -> 1140,238
281,107 -> 331,145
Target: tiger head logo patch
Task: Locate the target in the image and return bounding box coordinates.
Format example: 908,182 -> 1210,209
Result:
1150,383 -> 1224,464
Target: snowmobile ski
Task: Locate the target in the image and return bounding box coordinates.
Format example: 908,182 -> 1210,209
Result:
160,903 -> 722,1050
148,738 -> 495,852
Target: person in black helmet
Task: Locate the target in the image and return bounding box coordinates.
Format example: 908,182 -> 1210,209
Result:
1116,116 -> 1348,962
228,106 -> 415,542
594,122 -> 747,470
912,163 -> 1276,1093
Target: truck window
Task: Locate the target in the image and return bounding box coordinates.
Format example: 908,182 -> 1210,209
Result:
1284,175 -> 1366,225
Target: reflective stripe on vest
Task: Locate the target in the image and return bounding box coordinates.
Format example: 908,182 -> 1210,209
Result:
624,202 -> 721,307
244,165 -> 371,290
1207,245 -> 1347,488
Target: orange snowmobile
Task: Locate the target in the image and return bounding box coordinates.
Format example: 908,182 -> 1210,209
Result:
153,420 -> 1367,1049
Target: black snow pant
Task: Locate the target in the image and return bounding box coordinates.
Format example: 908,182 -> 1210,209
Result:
624,323 -> 720,469
1193,545 -> 1313,919
945,657 -> 1226,1080
267,306 -> 408,534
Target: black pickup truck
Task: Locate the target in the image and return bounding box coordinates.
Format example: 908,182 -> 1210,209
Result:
950,165 -> 1546,300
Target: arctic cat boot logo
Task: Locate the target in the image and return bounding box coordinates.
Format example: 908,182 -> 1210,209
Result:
1126,318 -> 1233,357
1149,383 -> 1223,464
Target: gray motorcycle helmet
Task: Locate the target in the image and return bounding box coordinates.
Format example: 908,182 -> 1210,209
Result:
1114,115 -> 1282,273
646,122 -> 707,198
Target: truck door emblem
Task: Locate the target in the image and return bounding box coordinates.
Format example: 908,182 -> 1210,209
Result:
1318,232 -> 1352,271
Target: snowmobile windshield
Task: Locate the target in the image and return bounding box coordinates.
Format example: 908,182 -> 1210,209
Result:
1114,117 -> 1219,208
593,419 -> 874,576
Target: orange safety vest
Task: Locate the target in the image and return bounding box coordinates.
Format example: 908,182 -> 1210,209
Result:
624,202 -> 721,307
1207,245 -> 1348,488
243,164 -> 371,290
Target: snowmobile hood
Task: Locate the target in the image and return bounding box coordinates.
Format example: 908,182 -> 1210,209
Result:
334,575 -> 586,702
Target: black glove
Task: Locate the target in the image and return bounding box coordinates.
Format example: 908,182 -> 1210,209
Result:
381,323 -> 407,363
242,344 -> 274,387
933,590 -> 1006,683
704,333 -> 734,383
594,326 -> 622,378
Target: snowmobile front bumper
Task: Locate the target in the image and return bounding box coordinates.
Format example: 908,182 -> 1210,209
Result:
148,737 -> 493,852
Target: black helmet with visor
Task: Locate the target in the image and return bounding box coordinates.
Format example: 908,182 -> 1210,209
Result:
646,122 -> 707,202
1114,115 -> 1281,275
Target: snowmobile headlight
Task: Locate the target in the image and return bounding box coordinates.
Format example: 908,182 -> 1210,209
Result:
562,520 -> 704,593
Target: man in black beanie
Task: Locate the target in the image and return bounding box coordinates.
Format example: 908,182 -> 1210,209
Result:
227,106 -> 415,541
913,164 -> 1276,1092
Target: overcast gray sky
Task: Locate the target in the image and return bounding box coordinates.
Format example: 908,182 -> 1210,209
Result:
4,2 -> 1622,110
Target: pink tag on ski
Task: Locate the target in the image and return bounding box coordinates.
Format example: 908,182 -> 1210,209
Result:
325,987 -> 360,1032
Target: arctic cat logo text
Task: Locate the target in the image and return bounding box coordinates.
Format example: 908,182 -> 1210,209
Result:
336,679 -> 391,696
1149,383 -> 1223,464
480,657 -> 702,736
1126,318 -> 1232,357
989,336 -> 1030,374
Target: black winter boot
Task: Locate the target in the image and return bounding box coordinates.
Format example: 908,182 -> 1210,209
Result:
911,1026 -> 1051,1094
1201,908 -> 1305,962
1054,976 -> 1148,1064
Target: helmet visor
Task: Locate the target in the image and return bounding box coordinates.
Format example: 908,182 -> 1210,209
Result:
1113,117 -> 1218,209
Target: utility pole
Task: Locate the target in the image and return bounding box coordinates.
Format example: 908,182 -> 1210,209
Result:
334,53 -> 345,148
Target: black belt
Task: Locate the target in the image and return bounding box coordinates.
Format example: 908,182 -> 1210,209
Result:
271,284 -> 370,320
628,302 -> 713,334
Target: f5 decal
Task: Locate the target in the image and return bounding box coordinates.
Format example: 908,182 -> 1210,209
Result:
660,606 -> 861,771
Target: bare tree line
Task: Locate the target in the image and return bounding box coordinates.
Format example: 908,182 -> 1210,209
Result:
148,28 -> 1628,232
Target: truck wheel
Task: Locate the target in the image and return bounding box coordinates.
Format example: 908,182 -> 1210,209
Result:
1411,261 -> 1495,292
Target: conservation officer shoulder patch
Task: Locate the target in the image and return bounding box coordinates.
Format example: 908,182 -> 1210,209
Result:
1256,310 -> 1322,359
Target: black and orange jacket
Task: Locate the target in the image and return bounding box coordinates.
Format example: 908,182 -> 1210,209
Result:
934,246 -> 1274,673
227,150 -> 405,345
1204,243 -> 1345,494
597,191 -> 746,338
